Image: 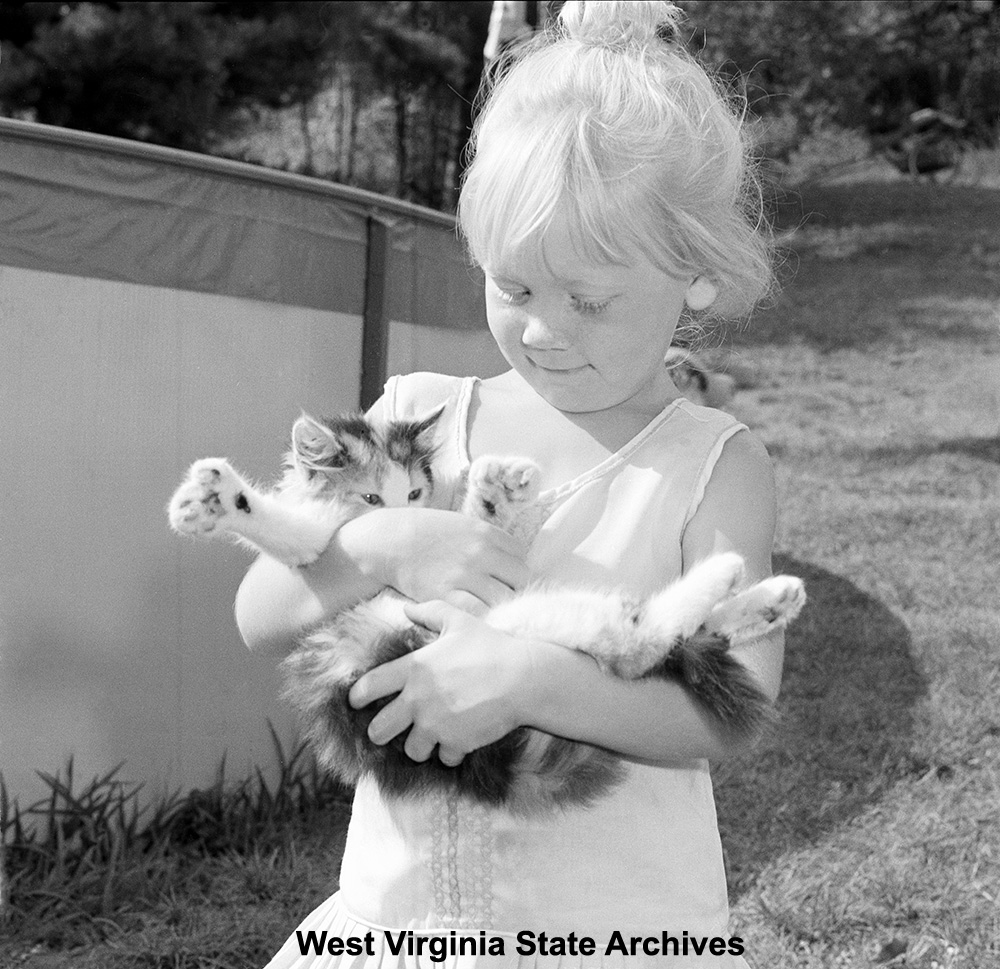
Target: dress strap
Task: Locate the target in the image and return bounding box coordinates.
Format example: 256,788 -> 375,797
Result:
680,413 -> 748,535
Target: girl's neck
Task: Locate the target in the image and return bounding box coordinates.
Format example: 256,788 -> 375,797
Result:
469,370 -> 681,493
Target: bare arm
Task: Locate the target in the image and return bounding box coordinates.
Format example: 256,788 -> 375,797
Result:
351,429 -> 783,765
533,429 -> 784,762
235,503 -> 532,655
234,515 -> 386,655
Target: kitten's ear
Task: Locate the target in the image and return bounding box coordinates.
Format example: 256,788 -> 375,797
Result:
291,413 -> 343,475
411,403 -> 446,442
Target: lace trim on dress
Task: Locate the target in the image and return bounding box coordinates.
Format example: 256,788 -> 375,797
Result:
429,789 -> 496,929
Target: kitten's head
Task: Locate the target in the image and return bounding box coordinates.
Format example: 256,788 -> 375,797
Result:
286,405 -> 444,515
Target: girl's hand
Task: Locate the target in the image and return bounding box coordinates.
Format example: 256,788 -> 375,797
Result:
348,600 -> 531,765
342,508 -> 529,614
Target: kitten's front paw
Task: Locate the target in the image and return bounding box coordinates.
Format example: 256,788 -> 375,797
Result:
705,575 -> 807,641
168,459 -> 252,537
466,456 -> 542,523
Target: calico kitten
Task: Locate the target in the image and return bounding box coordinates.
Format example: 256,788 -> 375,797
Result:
168,411 -> 805,816
169,407 -> 444,565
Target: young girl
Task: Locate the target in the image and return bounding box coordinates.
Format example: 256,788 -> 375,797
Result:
238,1 -> 780,964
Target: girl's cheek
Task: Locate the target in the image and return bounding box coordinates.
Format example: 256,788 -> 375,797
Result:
489,306 -> 525,340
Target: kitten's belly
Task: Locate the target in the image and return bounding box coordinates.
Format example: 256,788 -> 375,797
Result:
485,584 -> 634,651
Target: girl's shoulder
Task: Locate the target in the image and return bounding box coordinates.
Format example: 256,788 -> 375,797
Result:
681,414 -> 777,581
383,371 -> 475,419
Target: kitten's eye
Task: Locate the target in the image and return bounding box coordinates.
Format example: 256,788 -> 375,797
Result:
361,493 -> 383,506
481,499 -> 497,517
408,488 -> 423,502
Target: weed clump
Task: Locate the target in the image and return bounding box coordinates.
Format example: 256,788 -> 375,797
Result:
0,724 -> 349,949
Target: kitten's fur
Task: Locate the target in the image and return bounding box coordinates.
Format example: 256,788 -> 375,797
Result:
169,409 -> 805,816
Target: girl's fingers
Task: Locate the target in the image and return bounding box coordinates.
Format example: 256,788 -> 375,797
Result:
442,590 -> 490,616
403,598 -> 458,631
479,574 -> 521,606
403,728 -> 436,763
437,745 -> 465,767
349,654 -> 411,708
365,698 -> 412,745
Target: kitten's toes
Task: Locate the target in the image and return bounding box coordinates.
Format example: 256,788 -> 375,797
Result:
469,456 -> 542,504
634,552 -> 747,653
466,456 -> 542,521
168,459 -> 251,537
687,552 -> 747,603
705,575 -> 807,641
499,457 -> 543,505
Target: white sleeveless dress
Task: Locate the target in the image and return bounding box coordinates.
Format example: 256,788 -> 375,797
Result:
264,372 -> 754,968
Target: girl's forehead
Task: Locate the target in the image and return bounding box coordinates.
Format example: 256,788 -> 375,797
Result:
488,206 -> 635,283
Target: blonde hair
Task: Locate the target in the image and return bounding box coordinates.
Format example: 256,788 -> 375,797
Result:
458,0 -> 773,324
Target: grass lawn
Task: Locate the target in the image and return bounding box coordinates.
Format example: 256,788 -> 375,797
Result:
2,178 -> 998,968
716,180 -> 1000,968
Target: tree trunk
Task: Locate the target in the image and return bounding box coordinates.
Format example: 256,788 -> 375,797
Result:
298,100 -> 314,175
395,81 -> 409,199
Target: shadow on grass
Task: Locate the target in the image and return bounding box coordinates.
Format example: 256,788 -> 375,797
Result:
937,435 -> 1000,465
846,435 -> 1000,467
715,555 -> 927,898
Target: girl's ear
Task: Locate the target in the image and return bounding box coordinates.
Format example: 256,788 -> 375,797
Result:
685,275 -> 718,312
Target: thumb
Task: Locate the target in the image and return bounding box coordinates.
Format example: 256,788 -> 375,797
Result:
403,598 -> 456,632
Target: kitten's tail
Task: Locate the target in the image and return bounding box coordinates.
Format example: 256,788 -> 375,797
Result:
648,632 -> 777,738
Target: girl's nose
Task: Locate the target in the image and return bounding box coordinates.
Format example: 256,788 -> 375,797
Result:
521,311 -> 571,350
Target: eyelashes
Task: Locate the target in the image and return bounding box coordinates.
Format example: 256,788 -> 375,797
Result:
573,295 -> 613,315
495,287 -> 613,316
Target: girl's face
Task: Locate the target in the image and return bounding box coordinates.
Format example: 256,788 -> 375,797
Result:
483,207 -> 707,416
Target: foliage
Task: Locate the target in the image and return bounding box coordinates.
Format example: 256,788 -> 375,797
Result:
682,0 -> 1000,156
0,2 -> 344,150
1,1 -> 996,208
0,725 -> 349,947
0,0 -> 493,206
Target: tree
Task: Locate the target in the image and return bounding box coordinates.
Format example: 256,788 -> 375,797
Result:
680,0 -> 1000,146
0,1 -> 341,151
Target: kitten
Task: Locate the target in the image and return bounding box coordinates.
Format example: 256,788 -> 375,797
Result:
168,410 -> 805,816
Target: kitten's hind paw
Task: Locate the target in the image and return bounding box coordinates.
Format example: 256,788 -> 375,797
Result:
639,552 -> 747,647
705,575 -> 806,642
168,459 -> 254,538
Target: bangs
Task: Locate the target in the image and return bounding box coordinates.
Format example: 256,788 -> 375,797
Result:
459,114 -> 693,276
458,112 -> 566,271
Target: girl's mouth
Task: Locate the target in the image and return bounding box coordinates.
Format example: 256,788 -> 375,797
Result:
529,359 -> 589,375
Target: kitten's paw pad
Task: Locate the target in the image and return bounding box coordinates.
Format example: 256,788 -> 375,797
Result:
706,575 -> 807,640
168,459 -> 252,536
757,576 -> 807,625
467,456 -> 542,519
636,553 -> 747,648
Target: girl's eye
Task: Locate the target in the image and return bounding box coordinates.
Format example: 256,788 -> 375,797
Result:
497,287 -> 529,306
408,488 -> 423,502
571,295 -> 612,315
361,493 -> 383,506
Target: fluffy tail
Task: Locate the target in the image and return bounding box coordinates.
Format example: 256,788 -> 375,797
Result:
647,630 -> 776,737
